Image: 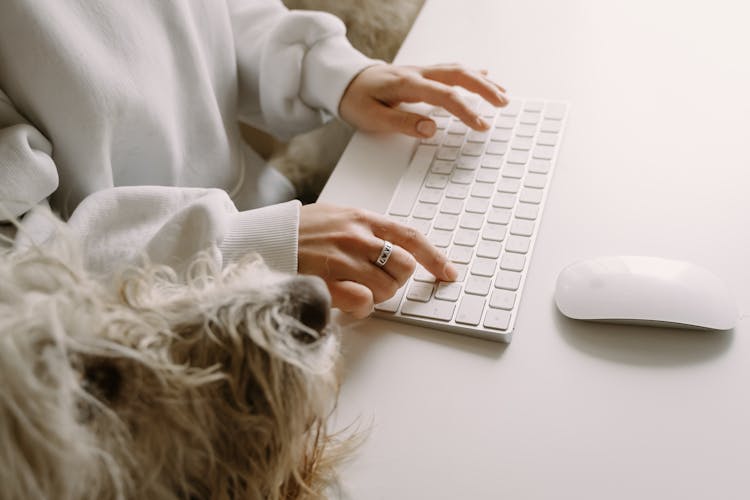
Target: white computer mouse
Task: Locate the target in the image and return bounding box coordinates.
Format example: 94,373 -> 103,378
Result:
554,256 -> 738,330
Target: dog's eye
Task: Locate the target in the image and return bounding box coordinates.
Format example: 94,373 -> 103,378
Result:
83,361 -> 122,403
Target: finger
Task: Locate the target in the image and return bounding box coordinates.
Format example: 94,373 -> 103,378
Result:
371,240 -> 417,286
367,215 -> 457,282
421,65 -> 508,106
372,107 -> 437,138
327,280 -> 374,319
388,78 -> 490,131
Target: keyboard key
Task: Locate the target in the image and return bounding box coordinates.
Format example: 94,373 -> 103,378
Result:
460,213 -> 484,230
532,145 -> 555,160
484,309 -> 511,331
443,134 -> 464,147
454,228 -> 479,247
500,101 -> 522,116
448,121 -> 469,134
536,132 -> 558,146
497,178 -> 521,193
507,149 -> 529,164
491,128 -> 512,142
502,164 -> 525,179
482,223 -> 507,242
495,116 -> 516,129
481,155 -> 503,168
462,142 -> 485,156
469,183 -> 494,199
524,173 -> 547,189
445,183 -> 470,199
452,170 -> 475,184
495,270 -> 522,291
476,168 -> 499,183
467,130 -> 491,143
413,202 -> 437,219
449,245 -> 474,264
440,197 -> 464,214
428,228 -> 453,248
486,142 -> 509,155
435,282 -> 462,301
515,203 -> 539,220
437,146 -> 460,160
524,101 -> 544,112
519,187 -> 544,204
492,192 -> 516,209
520,111 -> 541,124
505,235 -> 531,254
465,276 -> 492,296
425,173 -> 450,189
515,124 -> 537,137
419,187 -> 443,204
407,282 -> 434,302
528,158 -> 551,174
487,208 -> 512,225
476,240 -> 502,259
540,119 -> 562,133
434,213 -> 458,230
511,136 -> 533,151
456,295 -> 486,325
431,159 -> 454,174
470,257 -> 497,277
490,289 -> 517,310
456,156 -> 480,170
500,253 -> 526,272
465,196 -> 490,213
401,299 -> 455,321
510,219 -> 535,237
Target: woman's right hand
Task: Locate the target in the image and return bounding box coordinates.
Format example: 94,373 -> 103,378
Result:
298,202 -> 457,318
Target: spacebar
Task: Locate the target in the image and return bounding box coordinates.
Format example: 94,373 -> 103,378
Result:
387,145 -> 437,216
401,299 -> 455,321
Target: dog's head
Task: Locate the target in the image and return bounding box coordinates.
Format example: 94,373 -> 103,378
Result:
0,229 -> 345,500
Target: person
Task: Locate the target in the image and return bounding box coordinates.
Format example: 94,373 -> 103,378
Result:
0,0 -> 507,319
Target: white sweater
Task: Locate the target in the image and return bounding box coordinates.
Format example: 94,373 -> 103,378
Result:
0,0 -> 375,273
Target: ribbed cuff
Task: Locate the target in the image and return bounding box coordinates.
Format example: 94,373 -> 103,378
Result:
300,34 -> 381,119
218,199 -> 300,273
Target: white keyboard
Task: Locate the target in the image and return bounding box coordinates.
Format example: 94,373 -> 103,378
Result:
374,98 -> 569,342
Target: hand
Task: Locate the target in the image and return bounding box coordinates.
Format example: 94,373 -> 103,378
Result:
298,202 -> 457,319
339,63 -> 507,139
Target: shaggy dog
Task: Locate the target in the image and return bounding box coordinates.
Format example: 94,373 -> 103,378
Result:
242,0 -> 425,202
0,215 -> 349,500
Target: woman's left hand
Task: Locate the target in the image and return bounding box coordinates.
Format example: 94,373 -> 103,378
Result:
339,63 -> 508,139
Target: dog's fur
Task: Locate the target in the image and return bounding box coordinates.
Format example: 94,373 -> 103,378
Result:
242,0 -> 425,203
0,216 -> 348,500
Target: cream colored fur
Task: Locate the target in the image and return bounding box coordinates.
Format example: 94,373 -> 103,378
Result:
0,212 -> 349,500
242,0 -> 425,202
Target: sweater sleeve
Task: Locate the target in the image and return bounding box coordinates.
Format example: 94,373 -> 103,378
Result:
228,0 -> 378,140
65,187 -> 301,275
0,89 -> 58,219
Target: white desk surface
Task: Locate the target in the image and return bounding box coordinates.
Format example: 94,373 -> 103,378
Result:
318,1 -> 750,498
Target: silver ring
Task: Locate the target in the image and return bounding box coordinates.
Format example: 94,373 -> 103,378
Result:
375,240 -> 393,267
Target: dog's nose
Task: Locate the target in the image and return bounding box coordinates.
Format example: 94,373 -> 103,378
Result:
289,276 -> 331,335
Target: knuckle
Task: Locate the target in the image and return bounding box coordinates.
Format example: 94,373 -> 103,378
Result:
404,254 -> 417,276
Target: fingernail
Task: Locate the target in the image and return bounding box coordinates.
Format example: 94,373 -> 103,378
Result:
475,116 -> 489,129
416,120 -> 436,137
443,262 -> 458,281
